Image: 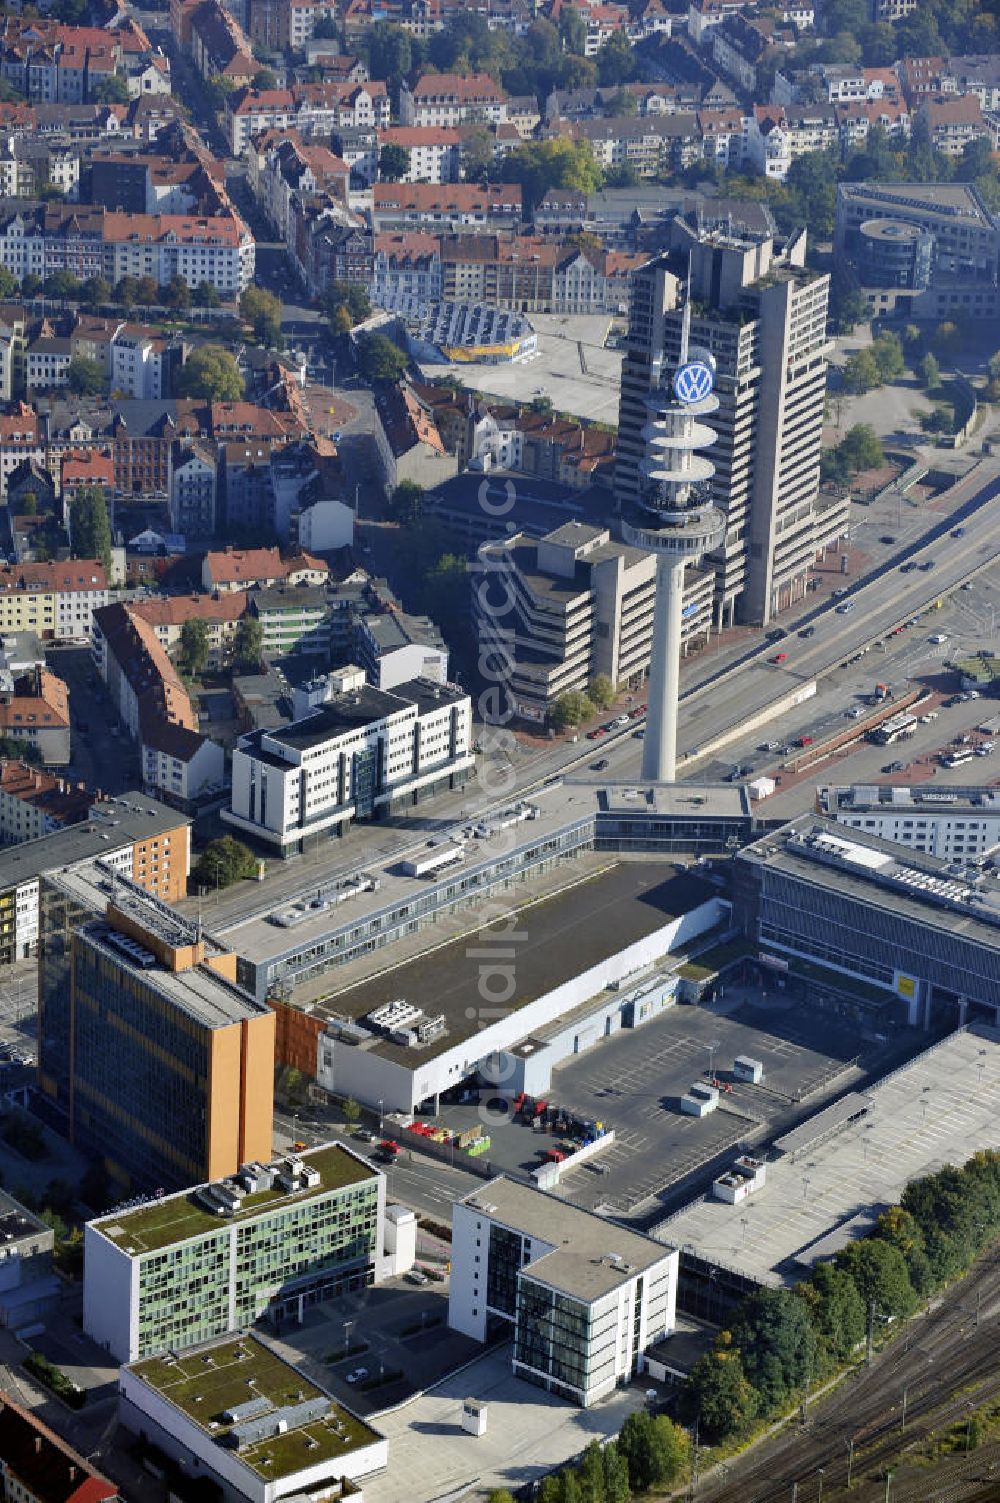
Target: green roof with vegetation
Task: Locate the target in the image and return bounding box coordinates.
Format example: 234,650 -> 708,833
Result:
954,655 -> 1000,686
92,1145 -> 377,1255
130,1336 -> 379,1479
676,937 -> 755,983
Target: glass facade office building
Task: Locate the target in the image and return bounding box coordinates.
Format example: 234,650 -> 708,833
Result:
84,1144 -> 384,1364
450,1178 -> 678,1407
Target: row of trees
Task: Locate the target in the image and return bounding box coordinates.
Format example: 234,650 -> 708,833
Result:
357,11 -> 636,108
4,268 -> 222,311
177,616 -> 264,679
487,1410 -> 689,1503
681,1149 -> 1000,1444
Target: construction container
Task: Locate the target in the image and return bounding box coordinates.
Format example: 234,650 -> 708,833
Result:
733,1056 -> 764,1085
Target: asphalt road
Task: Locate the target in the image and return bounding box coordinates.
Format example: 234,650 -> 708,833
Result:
189,458 -> 1000,934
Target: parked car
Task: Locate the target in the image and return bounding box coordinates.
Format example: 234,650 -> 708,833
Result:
771,652 -> 788,663
591,758 -> 609,771
799,625 -> 816,638
346,1369 -> 368,1384
880,534 -> 897,544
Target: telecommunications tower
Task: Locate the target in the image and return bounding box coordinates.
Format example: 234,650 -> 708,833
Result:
621,289 -> 725,782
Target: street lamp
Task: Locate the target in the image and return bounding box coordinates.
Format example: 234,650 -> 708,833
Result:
378,1098 -> 384,1135
816,1469 -> 824,1503
708,1038 -> 721,1082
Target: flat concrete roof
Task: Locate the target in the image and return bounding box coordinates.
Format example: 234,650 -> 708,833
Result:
464,1177 -> 672,1303
0,792 -> 187,891
600,784 -> 750,818
317,862 -> 713,1064
821,784 -> 1000,817
654,1024 -> 1000,1286
226,778 -> 742,976
421,313 -> 624,425
740,815 -> 1000,953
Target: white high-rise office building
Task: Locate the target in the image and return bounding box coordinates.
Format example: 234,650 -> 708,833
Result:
615,216 -> 845,627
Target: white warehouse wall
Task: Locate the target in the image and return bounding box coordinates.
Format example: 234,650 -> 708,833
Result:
320,896 -> 728,1111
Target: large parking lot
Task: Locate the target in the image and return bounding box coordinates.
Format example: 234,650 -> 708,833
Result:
430,985 -> 897,1220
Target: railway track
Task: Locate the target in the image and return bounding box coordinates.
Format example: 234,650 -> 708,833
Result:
699,1253 -> 1000,1502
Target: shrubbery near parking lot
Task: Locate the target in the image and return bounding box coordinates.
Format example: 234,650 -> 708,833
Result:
24,1352 -> 85,1409
680,1149 -> 1000,1444
491,1413 -> 689,1503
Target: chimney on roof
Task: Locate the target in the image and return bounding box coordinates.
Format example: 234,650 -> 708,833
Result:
34,1436 -> 41,1454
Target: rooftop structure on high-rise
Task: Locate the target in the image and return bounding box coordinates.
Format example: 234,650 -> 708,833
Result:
615,215 -> 846,629
39,858 -> 274,1193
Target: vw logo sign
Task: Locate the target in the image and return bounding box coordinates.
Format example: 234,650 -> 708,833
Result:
673,361 -> 714,404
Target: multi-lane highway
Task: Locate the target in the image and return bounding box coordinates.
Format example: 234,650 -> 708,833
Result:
197,459 -> 1000,935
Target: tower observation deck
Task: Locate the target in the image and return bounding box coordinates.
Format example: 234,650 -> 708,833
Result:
620,300 -> 726,782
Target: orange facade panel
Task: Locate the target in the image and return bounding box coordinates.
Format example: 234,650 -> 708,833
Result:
240,1009 -> 275,1166
269,999 -> 324,1075
206,1022 -> 244,1181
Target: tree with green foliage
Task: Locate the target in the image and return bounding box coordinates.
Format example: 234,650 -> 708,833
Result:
20,274 -> 41,298
933,319 -> 962,355
595,29 -> 636,86
313,13 -> 337,37
358,330 -> 408,384
841,347 -> 881,395
681,1346 -> 758,1443
576,1441 -> 605,1503
379,143 -> 411,181
731,1286 -> 818,1412
425,553 -> 468,639
390,479 -> 424,525
872,1205 -> 935,1296
601,1444 -> 631,1503
322,280 -> 371,328
783,149 -> 839,238
93,73 -> 129,104
342,1096 -> 361,1126
164,274 -> 191,311
195,836 -> 258,889
796,1262 -> 866,1368
241,286 -> 282,347
559,5 -> 587,52
234,615 -> 264,671
551,690 -> 594,729
177,344 -> 244,401
43,270 -> 81,300
254,67 -> 278,90
822,422 -> 884,483
919,351 -> 941,391
66,354 -> 103,397
588,675 -> 615,710
871,330 -> 905,384
362,21 -> 413,82
178,618 -> 210,679
0,266 -> 17,301
194,280 -> 221,308
836,1236 -> 916,1321
68,485 -> 112,574
136,275 -> 158,307
81,276 -> 111,307
502,138 -> 603,209
616,1410 -> 687,1490
113,275 -> 138,309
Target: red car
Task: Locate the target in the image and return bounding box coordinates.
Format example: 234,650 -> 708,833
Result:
586,728 -> 604,740
772,652 -> 788,664
795,736 -> 814,747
